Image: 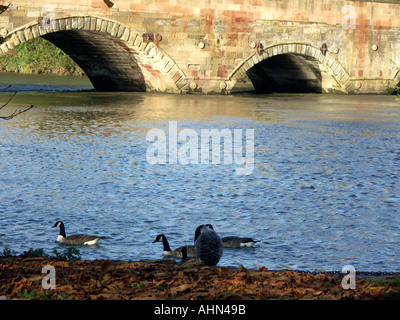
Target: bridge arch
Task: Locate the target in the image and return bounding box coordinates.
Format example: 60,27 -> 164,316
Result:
225,43 -> 353,94
0,16 -> 187,93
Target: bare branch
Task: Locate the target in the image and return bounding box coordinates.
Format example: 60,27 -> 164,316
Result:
0,91 -> 17,111
0,5 -> 35,120
0,91 -> 35,120
0,85 -> 12,91
0,104 -> 34,120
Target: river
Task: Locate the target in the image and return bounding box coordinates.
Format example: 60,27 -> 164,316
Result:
0,72 -> 399,272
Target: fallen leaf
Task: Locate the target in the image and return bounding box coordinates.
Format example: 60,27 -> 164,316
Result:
27,275 -> 43,282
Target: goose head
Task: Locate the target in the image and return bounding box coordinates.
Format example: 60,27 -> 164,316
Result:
152,234 -> 173,253
52,220 -> 67,238
152,234 -> 166,244
194,224 -> 214,243
52,221 -> 64,229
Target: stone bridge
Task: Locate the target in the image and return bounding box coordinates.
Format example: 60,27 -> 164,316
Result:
0,0 -> 399,94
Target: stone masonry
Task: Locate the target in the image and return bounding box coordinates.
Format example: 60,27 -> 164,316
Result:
0,0 -> 399,94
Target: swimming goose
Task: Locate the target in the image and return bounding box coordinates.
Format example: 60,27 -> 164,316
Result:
52,221 -> 103,246
152,234 -> 196,258
194,224 -> 223,266
203,224 -> 260,248
221,236 -> 261,248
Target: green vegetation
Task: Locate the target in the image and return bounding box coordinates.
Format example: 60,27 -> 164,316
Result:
138,282 -> 146,289
0,37 -> 84,76
155,284 -> 167,291
394,83 -> 400,95
24,248 -> 47,258
381,76 -> 400,95
364,276 -> 400,287
1,246 -> 82,261
1,247 -> 16,256
52,247 -> 82,261
19,288 -> 73,300
19,288 -> 38,299
364,276 -> 400,299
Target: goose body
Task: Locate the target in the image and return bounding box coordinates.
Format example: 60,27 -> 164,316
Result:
194,224 -> 223,266
221,236 -> 261,248
152,234 -> 196,258
52,221 -> 103,246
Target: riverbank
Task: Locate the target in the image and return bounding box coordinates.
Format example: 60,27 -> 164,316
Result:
0,37 -> 84,76
1,254 -> 399,300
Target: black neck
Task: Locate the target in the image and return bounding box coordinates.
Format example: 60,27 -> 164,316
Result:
59,223 -> 66,237
194,225 -> 204,243
162,236 -> 172,251
181,246 -> 187,259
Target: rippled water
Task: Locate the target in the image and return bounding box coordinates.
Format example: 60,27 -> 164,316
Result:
0,73 -> 399,272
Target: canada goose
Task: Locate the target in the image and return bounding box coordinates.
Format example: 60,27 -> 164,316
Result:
221,236 -> 261,248
194,224 -> 223,266
152,234 -> 196,258
52,221 -> 103,246
203,224 -> 260,248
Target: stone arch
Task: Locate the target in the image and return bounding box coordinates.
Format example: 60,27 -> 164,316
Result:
225,42 -> 352,94
0,16 -> 187,93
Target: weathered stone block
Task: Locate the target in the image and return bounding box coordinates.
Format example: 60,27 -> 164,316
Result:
100,20 -> 108,33
90,17 -> 97,31
15,31 -> 24,44
23,27 -> 33,41
0,43 -> 8,54
121,28 -> 131,41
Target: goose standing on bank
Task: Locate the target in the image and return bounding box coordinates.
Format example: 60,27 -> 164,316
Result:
52,221 -> 103,246
194,224 -> 223,266
152,234 -> 196,258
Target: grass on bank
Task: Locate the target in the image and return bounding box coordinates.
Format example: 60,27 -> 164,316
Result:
0,37 -> 84,76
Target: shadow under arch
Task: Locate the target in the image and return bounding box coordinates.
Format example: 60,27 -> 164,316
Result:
0,16 -> 187,93
226,43 -> 353,94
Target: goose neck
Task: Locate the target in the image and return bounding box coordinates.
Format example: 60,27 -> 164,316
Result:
162,236 -> 172,252
59,223 -> 67,238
